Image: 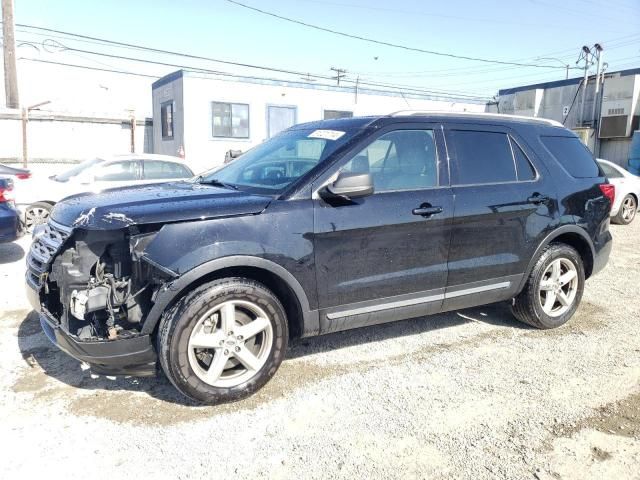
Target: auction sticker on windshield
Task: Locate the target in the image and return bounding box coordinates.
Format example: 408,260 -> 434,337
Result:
308,129 -> 346,141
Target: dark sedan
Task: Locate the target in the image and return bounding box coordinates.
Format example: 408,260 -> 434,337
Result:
0,178 -> 23,243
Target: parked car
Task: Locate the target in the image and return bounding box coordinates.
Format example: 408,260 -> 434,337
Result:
26,113 -> 613,404
0,178 -> 23,243
0,162 -> 32,180
597,158 -> 640,225
15,154 -> 194,230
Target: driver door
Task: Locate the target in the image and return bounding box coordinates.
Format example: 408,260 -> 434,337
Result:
312,124 -> 454,333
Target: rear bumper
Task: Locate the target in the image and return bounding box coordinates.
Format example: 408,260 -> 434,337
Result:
27,278 -> 157,376
591,225 -> 612,277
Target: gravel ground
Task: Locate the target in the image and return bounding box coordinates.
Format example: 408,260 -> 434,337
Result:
1,223 -> 639,479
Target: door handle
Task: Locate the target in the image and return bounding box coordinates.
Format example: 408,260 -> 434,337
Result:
412,205 -> 443,217
527,194 -> 550,205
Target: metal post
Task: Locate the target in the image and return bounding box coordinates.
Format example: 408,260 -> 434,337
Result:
21,107 -> 28,167
1,0 -> 19,108
591,44 -> 603,126
578,46 -> 591,127
565,64 -> 569,80
130,114 -> 136,153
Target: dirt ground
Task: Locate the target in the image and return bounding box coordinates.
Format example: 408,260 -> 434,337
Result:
1,222 -> 638,479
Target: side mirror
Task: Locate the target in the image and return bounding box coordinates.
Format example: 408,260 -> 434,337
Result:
323,172 -> 374,199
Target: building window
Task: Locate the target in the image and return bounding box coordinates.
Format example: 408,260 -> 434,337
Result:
267,105 -> 297,138
212,102 -> 249,138
324,110 -> 353,120
161,101 -> 174,140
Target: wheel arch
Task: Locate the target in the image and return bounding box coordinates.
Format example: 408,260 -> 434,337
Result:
518,225 -> 595,292
141,256 -> 318,340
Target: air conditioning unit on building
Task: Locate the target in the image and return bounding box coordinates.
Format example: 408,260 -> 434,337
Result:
599,73 -> 640,139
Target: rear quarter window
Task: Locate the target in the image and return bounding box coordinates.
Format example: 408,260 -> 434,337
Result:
540,136 -> 600,178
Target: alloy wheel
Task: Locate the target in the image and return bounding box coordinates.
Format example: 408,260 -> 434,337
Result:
25,206 -> 50,230
622,196 -> 637,222
187,300 -> 273,388
538,258 -> 579,318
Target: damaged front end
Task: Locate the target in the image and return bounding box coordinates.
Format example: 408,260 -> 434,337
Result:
25,219 -> 169,376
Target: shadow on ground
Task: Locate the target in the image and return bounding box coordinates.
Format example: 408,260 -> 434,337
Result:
16,302 -> 526,408
0,241 -> 25,264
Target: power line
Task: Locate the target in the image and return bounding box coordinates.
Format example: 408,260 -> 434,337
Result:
224,0 -> 573,69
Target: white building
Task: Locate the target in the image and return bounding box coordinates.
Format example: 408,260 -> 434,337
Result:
152,70 -> 485,173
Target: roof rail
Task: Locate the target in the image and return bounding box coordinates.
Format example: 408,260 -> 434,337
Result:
389,110 -> 564,127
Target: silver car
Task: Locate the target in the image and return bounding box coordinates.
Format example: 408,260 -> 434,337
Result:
15,154 -> 194,230
597,158 -> 640,225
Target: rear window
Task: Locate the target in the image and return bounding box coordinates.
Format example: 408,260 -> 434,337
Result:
540,136 -> 600,178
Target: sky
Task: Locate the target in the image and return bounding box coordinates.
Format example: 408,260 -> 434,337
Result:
8,0 -> 640,101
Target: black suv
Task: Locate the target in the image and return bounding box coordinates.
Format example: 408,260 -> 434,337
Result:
26,113 -> 613,404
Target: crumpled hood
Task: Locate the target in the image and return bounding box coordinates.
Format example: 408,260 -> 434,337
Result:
50,182 -> 272,229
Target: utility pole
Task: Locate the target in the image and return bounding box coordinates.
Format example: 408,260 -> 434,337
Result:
330,67 -> 347,86
590,43 -> 603,126
577,46 -> 592,127
2,0 -> 19,108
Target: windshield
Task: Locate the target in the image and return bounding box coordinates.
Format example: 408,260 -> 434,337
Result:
55,158 -> 103,182
197,127 -> 359,194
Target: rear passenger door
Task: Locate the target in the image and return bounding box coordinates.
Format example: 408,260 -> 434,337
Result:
442,124 -> 557,310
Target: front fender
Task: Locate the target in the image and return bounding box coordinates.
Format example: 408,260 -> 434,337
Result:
140,255 -> 317,336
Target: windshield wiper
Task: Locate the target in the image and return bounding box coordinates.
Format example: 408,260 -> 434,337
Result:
198,178 -> 239,190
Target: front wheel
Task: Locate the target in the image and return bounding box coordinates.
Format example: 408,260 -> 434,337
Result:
511,243 -> 585,329
157,278 -> 288,404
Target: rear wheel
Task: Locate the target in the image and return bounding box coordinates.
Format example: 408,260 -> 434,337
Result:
512,243 -> 585,329
24,201 -> 53,231
613,194 -> 637,225
157,278 -> 288,404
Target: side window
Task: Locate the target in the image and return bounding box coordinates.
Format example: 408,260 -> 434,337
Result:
598,162 -> 623,179
161,101 -> 174,140
144,161 -> 192,180
212,102 -> 249,138
94,161 -> 138,181
450,130 -> 516,185
510,138 -> 537,181
540,136 -> 600,178
341,129 -> 437,192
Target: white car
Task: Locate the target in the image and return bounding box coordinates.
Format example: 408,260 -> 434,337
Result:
15,154 -> 194,230
597,158 -> 640,225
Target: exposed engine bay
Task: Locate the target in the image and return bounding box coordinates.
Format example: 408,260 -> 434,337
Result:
42,228 -> 164,341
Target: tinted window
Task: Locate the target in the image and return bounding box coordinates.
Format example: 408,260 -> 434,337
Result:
342,129 -> 437,192
450,130 -> 516,185
598,161 -> 623,179
144,161 -> 192,180
510,138 -> 537,181
540,136 -> 599,178
94,161 -> 138,181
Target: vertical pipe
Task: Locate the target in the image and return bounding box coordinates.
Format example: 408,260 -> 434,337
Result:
21,107 -> 28,168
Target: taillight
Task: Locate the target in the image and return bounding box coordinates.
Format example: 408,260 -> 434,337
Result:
0,184 -> 14,203
599,184 -> 615,206
16,172 -> 31,180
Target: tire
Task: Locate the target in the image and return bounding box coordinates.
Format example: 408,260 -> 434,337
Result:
613,194 -> 637,225
157,277 -> 288,404
511,243 -> 585,329
24,201 -> 53,231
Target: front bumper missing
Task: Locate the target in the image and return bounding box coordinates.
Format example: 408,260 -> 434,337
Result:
28,279 -> 157,376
